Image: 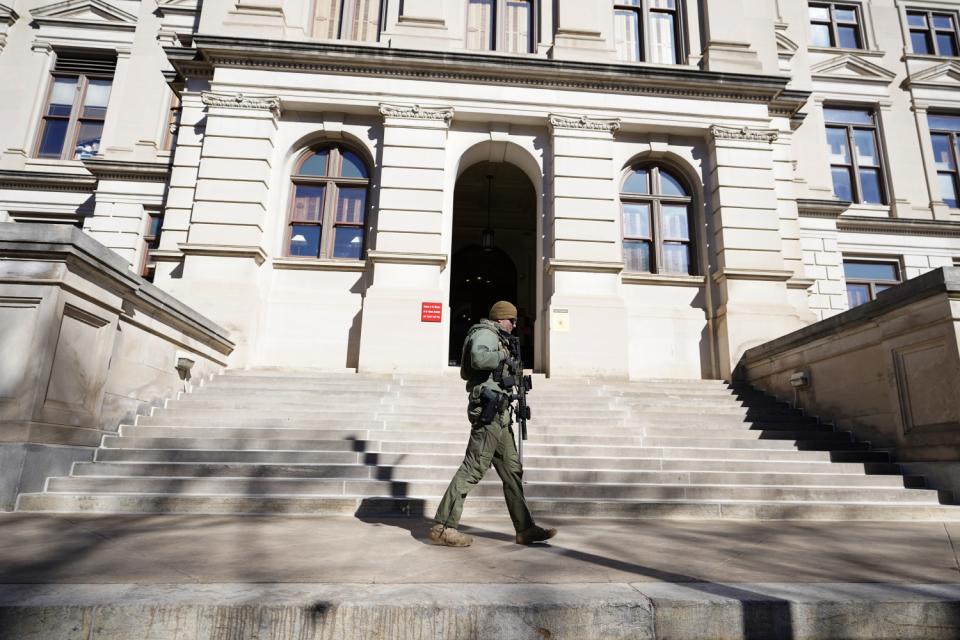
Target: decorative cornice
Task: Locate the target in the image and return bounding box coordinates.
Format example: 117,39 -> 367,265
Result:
201,91 -> 281,116
378,103 -> 454,124
810,53 -> 897,85
174,36 -> 805,116
709,125 -> 779,143
30,0 -> 138,30
548,114 -> 621,136
797,197 -> 851,218
836,216 -> 960,238
622,272 -> 705,287
904,60 -> 960,90
0,169 -> 96,192
82,159 -> 171,182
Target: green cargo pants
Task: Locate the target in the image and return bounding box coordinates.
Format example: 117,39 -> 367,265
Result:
433,405 -> 535,534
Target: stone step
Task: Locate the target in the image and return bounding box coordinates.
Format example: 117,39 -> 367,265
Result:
16,493 -> 960,520
102,435 -> 867,458
136,414 -> 629,429
117,425 -> 856,449
41,476 -> 945,503
91,448 -> 901,474
69,462 -> 919,487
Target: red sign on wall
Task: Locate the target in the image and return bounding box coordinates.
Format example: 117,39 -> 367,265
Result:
421,302 -> 443,323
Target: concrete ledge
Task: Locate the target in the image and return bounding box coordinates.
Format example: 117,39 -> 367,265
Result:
1,582 -> 959,640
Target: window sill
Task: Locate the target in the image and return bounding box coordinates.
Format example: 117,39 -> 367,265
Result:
841,203 -> 891,218
272,257 -> 366,271
622,272 -> 705,286
808,46 -> 886,58
904,52 -> 960,63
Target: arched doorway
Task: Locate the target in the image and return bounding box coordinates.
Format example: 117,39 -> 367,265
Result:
449,161 -> 537,367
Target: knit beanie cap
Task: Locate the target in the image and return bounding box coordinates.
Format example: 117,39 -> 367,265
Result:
489,301 -> 518,320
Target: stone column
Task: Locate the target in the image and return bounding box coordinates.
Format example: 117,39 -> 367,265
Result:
164,91 -> 280,364
708,125 -> 808,378
699,0 -> 765,73
356,103 -> 452,374
551,0 -> 610,61
545,114 -> 628,378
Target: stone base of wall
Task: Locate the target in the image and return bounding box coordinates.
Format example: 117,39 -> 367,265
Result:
0,444 -> 93,511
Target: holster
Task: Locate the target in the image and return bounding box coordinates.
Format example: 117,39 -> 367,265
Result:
478,387 -> 506,425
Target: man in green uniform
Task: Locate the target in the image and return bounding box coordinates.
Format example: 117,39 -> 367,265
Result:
430,300 -> 558,547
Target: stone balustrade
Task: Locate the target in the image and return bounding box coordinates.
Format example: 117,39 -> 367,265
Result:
0,223 -> 234,510
737,267 -> 960,495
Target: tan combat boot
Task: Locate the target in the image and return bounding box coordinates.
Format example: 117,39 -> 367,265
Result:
515,525 -> 557,545
429,524 -> 473,547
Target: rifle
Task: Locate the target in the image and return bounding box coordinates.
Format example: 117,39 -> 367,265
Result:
505,334 -> 532,462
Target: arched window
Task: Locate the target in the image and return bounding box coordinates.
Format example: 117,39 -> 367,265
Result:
286,144 -> 369,259
313,0 -> 382,42
620,164 -> 694,274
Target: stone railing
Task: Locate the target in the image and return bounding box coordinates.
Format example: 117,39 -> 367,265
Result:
0,223 -> 234,510
737,267 -> 960,495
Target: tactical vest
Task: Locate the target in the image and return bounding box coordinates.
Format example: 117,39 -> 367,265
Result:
459,321 -> 508,389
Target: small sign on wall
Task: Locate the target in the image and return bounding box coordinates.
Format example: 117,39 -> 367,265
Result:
551,308 -> 570,332
421,302 -> 442,323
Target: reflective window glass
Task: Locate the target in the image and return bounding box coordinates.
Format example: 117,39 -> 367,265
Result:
858,167 -> 884,204
831,166 -> 854,201
846,283 -> 871,308
339,150 -> 367,178
939,173 -> 959,208
650,12 -> 676,64
292,184 -> 325,221
38,119 -> 68,158
912,31 -> 933,54
333,227 -> 363,259
336,187 -> 366,224
932,134 -> 956,170
74,121 -> 103,159
299,151 -> 329,176
662,243 -> 689,274
48,77 -> 76,116
623,203 -> 651,238
823,108 -> 873,125
289,224 -> 321,257
614,9 -> 641,62
810,23 -> 831,47
843,261 -> 899,281
835,7 -> 856,22
826,127 -> 849,164
928,114 -> 960,130
933,14 -> 954,29
623,240 -> 651,272
623,168 -> 649,193
936,32 -> 958,56
907,13 -> 927,28
853,129 -> 878,165
838,25 -> 860,48
809,6 -> 830,21
659,170 -> 686,196
661,205 -> 689,240
82,79 -> 111,119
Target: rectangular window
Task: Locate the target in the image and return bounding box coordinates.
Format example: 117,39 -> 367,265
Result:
467,0 -> 533,53
908,9 -> 959,56
928,113 -> 960,208
843,258 -> 900,308
36,51 -> 116,160
161,93 -> 180,152
140,212 -> 163,282
808,2 -> 864,49
313,0 -> 381,42
823,106 -> 887,205
614,0 -> 681,64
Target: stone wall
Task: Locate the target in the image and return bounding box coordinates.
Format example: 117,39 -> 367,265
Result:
0,223 -> 233,510
737,267 -> 960,494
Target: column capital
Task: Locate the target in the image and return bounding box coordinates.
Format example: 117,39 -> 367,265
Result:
201,91 -> 281,118
548,113 -> 621,136
709,125 -> 778,144
378,103 -> 454,125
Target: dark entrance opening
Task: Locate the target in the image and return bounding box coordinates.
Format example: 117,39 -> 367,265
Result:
448,161 -> 536,367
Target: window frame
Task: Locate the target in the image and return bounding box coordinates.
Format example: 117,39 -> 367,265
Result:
139,211 -> 163,282
823,106 -> 889,205
284,144 -> 371,260
613,0 -> 684,64
465,0 -> 536,55
928,113 -> 960,209
312,0 -> 384,42
842,257 -> 901,308
34,71 -> 112,161
619,164 -> 695,275
808,1 -> 865,49
907,8 -> 960,56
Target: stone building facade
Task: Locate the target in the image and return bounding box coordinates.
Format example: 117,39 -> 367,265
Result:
2,0 -> 960,380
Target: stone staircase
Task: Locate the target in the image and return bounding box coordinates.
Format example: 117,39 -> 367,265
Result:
14,369 -> 960,520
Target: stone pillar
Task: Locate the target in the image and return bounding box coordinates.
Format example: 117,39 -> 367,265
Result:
708,125 -> 807,378
545,114 -> 628,378
356,103 -> 452,374
165,90 -> 280,364
699,0 -> 764,73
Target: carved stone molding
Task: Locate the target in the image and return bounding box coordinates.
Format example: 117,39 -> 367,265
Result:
378,103 -> 454,124
710,125 -> 779,143
201,91 -> 281,116
548,114 -> 621,135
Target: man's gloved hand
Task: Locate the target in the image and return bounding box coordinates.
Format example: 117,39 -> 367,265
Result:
504,356 -> 522,372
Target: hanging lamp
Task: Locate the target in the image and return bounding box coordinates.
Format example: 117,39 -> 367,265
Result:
481,174 -> 494,251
